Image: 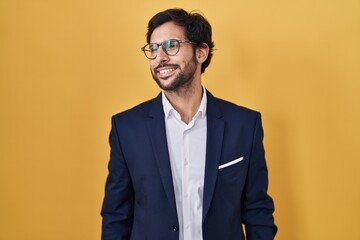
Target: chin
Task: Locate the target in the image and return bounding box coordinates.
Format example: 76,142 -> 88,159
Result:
154,76 -> 176,91
159,83 -> 177,91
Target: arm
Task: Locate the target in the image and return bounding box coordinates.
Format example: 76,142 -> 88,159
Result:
101,116 -> 134,240
242,113 -> 277,240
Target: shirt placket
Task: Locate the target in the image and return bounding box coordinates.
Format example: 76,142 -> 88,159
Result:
182,126 -> 191,240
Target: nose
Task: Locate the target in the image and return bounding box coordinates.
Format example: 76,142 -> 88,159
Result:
155,46 -> 170,63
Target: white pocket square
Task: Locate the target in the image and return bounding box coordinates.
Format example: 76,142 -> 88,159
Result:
218,156 -> 244,169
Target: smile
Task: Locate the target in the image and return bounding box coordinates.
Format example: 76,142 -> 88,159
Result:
156,66 -> 178,78
159,68 -> 176,74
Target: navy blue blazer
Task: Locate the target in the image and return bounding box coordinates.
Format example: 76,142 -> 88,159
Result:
101,91 -> 277,240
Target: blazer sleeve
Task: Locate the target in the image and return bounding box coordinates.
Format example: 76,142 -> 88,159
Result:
101,116 -> 134,240
242,113 -> 277,239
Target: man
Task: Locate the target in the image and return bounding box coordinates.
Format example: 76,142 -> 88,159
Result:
101,8 -> 277,240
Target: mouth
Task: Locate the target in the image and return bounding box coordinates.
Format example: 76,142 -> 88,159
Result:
155,65 -> 178,78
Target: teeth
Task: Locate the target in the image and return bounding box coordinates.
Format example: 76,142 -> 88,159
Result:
159,68 -> 175,74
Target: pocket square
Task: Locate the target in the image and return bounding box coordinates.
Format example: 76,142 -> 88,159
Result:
218,157 -> 244,169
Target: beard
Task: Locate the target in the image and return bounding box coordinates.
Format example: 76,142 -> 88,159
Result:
151,55 -> 198,91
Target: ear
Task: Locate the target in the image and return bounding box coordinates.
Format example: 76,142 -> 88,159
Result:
196,43 -> 209,64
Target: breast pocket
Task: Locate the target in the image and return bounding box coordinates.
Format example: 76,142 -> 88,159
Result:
218,156 -> 246,178
218,156 -> 244,169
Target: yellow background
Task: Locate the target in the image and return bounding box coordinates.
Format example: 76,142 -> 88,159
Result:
1,0 -> 359,239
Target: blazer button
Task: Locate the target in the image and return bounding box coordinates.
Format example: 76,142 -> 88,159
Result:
172,225 -> 179,232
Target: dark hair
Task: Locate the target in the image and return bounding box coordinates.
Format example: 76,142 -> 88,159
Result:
146,8 -> 215,74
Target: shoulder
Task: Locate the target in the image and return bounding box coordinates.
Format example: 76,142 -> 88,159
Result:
112,95 -> 160,123
216,97 -> 259,115
208,92 -> 261,121
208,94 -> 264,135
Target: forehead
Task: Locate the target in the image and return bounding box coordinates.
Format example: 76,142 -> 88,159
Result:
150,21 -> 186,43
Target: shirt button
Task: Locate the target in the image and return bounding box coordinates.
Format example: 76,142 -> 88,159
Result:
172,225 -> 179,232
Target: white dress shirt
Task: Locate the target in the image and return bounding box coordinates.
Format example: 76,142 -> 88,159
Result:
162,88 -> 207,240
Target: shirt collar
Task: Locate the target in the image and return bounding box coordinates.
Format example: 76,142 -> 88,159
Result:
162,86 -> 207,120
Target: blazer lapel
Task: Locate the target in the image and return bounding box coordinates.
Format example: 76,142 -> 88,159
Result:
146,94 -> 177,215
202,91 -> 225,221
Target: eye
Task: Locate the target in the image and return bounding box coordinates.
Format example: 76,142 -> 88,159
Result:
148,44 -> 159,53
166,40 -> 179,50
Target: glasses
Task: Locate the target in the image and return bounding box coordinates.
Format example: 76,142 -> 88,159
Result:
141,39 -> 195,59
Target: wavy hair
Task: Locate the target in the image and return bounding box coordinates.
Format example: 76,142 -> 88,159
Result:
146,8 -> 215,74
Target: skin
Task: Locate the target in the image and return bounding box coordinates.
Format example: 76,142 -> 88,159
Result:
149,21 -> 209,124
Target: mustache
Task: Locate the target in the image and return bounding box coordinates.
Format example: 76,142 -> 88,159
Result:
155,63 -> 179,71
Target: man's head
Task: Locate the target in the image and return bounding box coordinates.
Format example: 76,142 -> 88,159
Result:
146,8 -> 215,74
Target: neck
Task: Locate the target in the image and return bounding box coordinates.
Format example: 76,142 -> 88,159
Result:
163,80 -> 203,124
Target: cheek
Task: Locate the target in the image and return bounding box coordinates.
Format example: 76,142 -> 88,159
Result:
149,62 -> 156,71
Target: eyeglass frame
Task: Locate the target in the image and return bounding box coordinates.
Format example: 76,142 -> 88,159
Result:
141,39 -> 195,60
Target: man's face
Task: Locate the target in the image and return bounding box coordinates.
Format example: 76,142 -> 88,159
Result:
149,21 -> 199,91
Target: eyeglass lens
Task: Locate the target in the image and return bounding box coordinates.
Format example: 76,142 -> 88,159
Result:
145,39 -> 180,59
